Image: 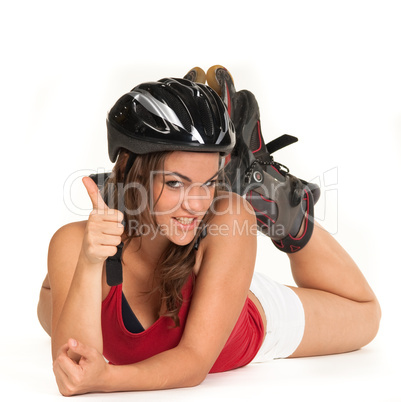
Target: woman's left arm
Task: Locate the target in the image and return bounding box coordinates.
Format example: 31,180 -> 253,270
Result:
53,194 -> 258,395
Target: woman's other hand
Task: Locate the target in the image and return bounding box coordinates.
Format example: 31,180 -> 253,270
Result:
53,338 -> 110,396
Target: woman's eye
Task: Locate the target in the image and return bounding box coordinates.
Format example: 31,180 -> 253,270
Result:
203,180 -> 217,188
166,180 -> 184,189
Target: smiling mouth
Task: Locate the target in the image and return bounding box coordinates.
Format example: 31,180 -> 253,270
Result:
173,217 -> 196,225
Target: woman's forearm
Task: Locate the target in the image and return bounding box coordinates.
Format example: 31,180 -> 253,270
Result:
52,253 -> 104,360
105,345 -> 209,392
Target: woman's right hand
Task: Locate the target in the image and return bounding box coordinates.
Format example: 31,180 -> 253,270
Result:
81,176 -> 124,265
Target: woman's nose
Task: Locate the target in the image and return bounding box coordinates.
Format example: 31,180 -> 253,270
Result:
182,185 -> 213,214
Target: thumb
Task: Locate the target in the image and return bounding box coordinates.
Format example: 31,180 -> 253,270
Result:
68,339 -> 97,361
82,176 -> 108,211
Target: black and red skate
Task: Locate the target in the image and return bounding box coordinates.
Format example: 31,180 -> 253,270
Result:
207,65 -> 320,253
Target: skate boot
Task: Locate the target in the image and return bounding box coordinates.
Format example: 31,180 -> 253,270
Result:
183,66 -> 207,84
208,65 -> 320,253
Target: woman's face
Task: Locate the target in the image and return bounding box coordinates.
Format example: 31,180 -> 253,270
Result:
152,151 -> 220,246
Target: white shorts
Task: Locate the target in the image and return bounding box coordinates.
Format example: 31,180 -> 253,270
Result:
250,272 -> 305,362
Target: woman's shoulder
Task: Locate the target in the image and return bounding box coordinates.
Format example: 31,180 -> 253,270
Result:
50,220 -> 87,246
211,190 -> 256,224
200,190 -> 257,247
48,221 -> 87,268
194,191 -> 258,274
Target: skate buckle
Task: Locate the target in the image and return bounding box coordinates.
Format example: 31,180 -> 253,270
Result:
244,157 -> 289,185
253,171 -> 263,183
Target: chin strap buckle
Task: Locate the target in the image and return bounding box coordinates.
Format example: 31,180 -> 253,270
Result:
106,242 -> 124,286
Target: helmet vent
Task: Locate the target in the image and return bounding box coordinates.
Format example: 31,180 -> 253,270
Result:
198,97 -> 214,137
158,89 -> 192,132
134,102 -> 160,130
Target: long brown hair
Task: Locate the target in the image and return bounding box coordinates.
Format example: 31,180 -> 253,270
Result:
102,149 -> 221,327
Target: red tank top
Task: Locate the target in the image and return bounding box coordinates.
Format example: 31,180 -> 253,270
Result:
101,275 -> 264,373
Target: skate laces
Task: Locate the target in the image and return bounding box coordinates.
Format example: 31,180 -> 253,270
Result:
244,158 -> 290,184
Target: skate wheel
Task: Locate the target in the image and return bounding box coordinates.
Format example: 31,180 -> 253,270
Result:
206,65 -> 235,96
183,67 -> 206,83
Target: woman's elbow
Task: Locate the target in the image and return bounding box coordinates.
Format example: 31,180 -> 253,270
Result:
184,372 -> 208,388
362,297 -> 382,348
371,297 -> 382,340
178,347 -> 212,387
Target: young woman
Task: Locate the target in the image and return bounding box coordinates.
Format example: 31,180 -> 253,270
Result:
37,66 -> 381,396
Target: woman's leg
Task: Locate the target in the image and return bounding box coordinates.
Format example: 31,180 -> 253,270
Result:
37,274 -> 52,336
288,223 -> 381,358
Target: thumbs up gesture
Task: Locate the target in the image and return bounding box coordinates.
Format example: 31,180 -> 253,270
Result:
81,177 -> 125,265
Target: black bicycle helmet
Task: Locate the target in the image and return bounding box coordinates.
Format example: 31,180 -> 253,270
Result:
107,77 -> 235,162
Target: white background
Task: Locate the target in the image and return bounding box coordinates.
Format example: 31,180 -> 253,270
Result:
1,0 -> 400,400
